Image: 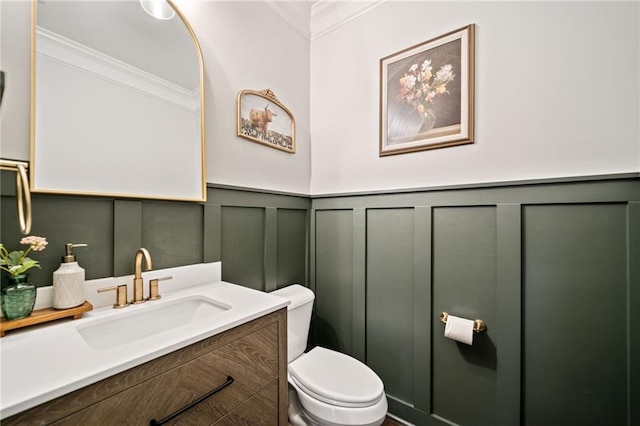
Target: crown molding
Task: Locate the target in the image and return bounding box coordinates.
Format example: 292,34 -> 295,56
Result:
36,27 -> 199,112
310,0 -> 386,40
264,0 -> 386,41
264,0 -> 313,39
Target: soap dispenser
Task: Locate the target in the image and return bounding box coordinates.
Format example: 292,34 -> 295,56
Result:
52,243 -> 88,309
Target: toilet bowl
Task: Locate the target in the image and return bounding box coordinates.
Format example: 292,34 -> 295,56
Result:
271,285 -> 388,426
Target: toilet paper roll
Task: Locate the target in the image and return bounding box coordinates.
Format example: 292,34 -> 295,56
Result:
444,315 -> 475,345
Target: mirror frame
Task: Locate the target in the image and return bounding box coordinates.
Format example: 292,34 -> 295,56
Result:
29,0 -> 207,202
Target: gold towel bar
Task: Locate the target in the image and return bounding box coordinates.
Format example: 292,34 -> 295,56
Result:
0,159 -> 32,235
440,312 -> 486,333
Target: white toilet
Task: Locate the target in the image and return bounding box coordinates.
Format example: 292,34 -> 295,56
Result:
271,284 -> 388,426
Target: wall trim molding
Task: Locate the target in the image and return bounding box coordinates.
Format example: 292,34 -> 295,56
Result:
264,0 -> 387,40
208,172 -> 640,200
36,27 -> 199,112
310,0 -> 387,40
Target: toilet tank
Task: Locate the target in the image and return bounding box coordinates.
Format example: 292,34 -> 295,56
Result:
270,284 -> 315,362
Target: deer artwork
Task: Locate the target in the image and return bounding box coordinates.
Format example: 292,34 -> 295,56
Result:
249,104 -> 277,140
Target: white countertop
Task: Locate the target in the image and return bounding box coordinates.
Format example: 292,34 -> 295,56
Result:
0,263 -> 289,419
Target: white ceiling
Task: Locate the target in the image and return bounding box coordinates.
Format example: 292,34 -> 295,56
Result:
265,0 -> 386,40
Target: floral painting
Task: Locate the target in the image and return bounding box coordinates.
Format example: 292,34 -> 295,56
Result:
380,25 -> 475,156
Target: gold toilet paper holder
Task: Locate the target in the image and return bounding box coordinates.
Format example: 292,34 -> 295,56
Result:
440,312 -> 487,333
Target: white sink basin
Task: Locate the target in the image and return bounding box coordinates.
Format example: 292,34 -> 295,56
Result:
76,295 -> 230,350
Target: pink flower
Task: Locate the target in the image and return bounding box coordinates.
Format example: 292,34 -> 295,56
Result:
20,235 -> 48,252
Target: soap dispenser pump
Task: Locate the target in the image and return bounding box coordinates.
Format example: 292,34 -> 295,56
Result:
52,243 -> 88,309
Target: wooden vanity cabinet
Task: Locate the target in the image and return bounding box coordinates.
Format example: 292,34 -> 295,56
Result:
4,308 -> 288,426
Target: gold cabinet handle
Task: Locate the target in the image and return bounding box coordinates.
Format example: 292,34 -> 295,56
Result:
97,284 -> 130,309
148,276 -> 173,301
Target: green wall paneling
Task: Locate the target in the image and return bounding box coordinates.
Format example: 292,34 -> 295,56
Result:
265,207 -> 278,292
432,206 -> 498,426
203,204 -> 221,262
208,186 -> 309,210
113,200 -> 142,277
1,184 -> 309,297
141,201 -> 204,271
352,208 -> 366,362
366,208 -> 416,404
630,202 -> 640,426
412,206 -> 432,419
276,208 -> 308,290
522,203 -> 629,425
311,176 -> 639,425
220,206 -> 265,290
1,194 -> 114,286
209,185 -> 310,292
314,209 -> 354,354
496,204 -> 522,425
312,177 -> 637,210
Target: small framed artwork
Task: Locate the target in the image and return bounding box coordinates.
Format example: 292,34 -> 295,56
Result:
237,89 -> 295,153
379,24 -> 475,156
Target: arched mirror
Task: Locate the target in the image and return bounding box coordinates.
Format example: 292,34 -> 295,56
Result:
30,0 -> 206,202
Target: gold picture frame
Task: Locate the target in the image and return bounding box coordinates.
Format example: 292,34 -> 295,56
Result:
237,89 -> 295,154
380,24 -> 475,156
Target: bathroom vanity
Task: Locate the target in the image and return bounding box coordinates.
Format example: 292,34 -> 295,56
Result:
0,265 -> 289,425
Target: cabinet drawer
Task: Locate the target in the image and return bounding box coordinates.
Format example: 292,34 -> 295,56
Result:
215,380 -> 278,426
54,322 -> 278,425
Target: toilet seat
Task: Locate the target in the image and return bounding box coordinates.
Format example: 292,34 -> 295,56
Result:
289,347 -> 385,408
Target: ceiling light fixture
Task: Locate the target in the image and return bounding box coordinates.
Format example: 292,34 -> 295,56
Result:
140,0 -> 175,21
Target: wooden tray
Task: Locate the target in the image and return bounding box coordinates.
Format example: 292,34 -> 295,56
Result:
0,301 -> 93,337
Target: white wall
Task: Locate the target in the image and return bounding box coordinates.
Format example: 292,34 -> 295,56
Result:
310,1 -> 640,195
1,0 -> 311,195
174,0 -> 311,194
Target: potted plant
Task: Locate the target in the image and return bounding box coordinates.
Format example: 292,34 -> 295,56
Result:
1,235 -> 48,320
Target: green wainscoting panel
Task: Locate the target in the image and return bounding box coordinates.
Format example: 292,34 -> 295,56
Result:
522,203 -> 629,425
210,185 -> 310,292
1,195 -> 114,286
208,186 -> 309,210
412,206 -> 432,419
1,184 -> 309,297
310,176 -> 638,425
265,207 -> 278,292
220,206 -> 265,291
276,208 -> 307,289
314,209 -> 354,354
630,202 -> 640,426
366,208 -> 416,405
496,204 -> 522,426
431,206 -> 498,426
352,208 -> 366,363
141,201 -> 204,271
113,200 -> 142,277
203,204 -> 221,262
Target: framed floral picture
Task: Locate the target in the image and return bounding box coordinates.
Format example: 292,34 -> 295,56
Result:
379,24 -> 475,156
237,89 -> 295,154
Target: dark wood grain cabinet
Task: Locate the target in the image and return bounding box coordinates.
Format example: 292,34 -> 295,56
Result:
4,308 -> 287,426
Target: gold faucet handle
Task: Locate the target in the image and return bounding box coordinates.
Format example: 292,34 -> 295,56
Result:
97,284 -> 130,309
148,276 -> 173,301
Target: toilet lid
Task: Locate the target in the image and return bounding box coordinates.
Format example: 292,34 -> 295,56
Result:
288,347 -> 384,408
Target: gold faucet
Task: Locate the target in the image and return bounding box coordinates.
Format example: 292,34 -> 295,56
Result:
132,248 -> 152,304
